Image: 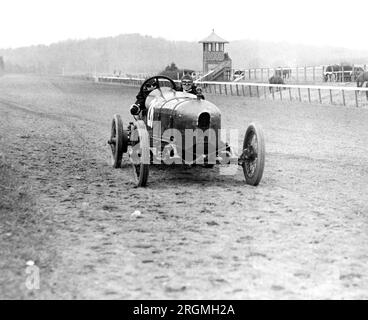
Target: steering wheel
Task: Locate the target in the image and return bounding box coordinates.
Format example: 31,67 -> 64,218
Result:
139,75 -> 177,93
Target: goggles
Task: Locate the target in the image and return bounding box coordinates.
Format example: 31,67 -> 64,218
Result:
182,81 -> 192,86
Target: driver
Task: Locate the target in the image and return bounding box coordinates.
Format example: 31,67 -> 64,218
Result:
130,79 -> 158,116
177,74 -> 205,99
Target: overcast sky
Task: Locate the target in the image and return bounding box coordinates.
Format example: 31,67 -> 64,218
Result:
1,0 -> 367,50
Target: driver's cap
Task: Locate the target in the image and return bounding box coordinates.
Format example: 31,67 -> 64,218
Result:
181,74 -> 193,83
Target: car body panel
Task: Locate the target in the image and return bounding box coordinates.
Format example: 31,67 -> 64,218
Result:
145,87 -> 223,162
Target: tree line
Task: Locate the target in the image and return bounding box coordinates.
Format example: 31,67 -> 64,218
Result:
1,34 -> 367,75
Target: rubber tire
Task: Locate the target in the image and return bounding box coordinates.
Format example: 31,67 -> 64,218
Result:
110,114 -> 123,169
110,114 -> 126,168
242,122 -> 265,186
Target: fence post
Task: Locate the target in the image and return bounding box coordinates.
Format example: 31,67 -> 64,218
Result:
267,68 -> 270,80
279,87 -> 283,100
271,87 -> 275,100
355,90 -> 359,107
264,86 -> 267,98
256,86 -> 260,98
307,88 -> 311,103
304,66 -> 307,81
342,90 -> 346,106
242,84 -> 245,96
298,88 -> 301,102
249,85 -> 252,97
230,84 -> 233,95
318,89 -> 322,103
288,88 -> 292,101
329,89 -> 333,104
255,69 -> 257,80
261,68 -> 263,82
249,69 -> 251,80
236,84 -> 239,96
313,67 -> 316,81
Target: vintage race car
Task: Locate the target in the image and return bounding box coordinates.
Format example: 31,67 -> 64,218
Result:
108,76 -> 265,187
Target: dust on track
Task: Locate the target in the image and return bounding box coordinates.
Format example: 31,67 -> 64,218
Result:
0,74 -> 368,299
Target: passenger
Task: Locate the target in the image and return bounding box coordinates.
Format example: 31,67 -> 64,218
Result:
130,80 -> 158,116
177,75 -> 205,100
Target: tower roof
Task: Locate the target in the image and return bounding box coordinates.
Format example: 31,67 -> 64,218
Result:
199,30 -> 229,44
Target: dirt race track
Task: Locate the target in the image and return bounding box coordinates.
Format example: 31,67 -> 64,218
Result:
0,74 -> 367,299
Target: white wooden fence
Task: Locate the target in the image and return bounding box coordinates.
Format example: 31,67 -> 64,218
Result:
95,76 -> 368,108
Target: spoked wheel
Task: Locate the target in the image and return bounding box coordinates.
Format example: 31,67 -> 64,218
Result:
241,123 -> 265,186
128,120 -> 150,187
109,114 -> 128,168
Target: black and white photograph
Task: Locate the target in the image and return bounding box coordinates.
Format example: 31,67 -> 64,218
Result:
0,0 -> 367,301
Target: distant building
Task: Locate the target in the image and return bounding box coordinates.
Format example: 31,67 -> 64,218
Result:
199,30 -> 232,81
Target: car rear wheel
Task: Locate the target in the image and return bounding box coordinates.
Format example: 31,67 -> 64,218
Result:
128,120 -> 150,187
241,123 -> 265,186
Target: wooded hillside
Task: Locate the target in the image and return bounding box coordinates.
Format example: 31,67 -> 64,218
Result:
1,34 -> 367,74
